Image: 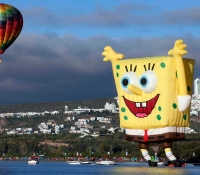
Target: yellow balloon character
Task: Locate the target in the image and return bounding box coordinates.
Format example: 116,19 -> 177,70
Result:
102,40 -> 195,167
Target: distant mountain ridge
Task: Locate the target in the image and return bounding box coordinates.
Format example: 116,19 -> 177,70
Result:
0,97 -> 117,113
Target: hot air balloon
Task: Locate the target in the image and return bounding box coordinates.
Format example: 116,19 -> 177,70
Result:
102,40 -> 195,167
0,3 -> 23,57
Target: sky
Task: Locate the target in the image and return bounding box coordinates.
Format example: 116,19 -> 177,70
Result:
0,0 -> 200,104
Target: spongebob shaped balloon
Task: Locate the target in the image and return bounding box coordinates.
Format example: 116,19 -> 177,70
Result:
102,40 -> 195,167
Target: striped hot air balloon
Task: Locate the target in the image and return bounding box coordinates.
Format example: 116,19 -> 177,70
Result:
0,3 -> 23,54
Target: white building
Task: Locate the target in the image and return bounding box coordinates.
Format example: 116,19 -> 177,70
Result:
104,102 -> 116,112
65,106 -> 68,113
65,116 -> 76,121
194,78 -> 200,95
90,117 -> 96,121
73,108 -> 90,114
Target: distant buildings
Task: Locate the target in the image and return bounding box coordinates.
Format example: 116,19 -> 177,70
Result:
190,77 -> 200,116
104,102 -> 116,112
194,78 -> 200,95
190,78 -> 200,116
64,102 -> 118,115
0,111 -> 59,118
1,93 -> 199,135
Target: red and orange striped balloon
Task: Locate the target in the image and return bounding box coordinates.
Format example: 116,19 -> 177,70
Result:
0,3 -> 23,54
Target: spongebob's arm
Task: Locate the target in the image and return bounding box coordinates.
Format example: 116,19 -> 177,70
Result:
102,46 -> 124,63
168,40 -> 191,112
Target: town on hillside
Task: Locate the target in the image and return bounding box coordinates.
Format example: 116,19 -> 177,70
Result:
0,96 -> 197,136
0,101 -> 122,136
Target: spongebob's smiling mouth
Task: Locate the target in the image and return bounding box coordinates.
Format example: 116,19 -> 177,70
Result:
123,94 -> 160,118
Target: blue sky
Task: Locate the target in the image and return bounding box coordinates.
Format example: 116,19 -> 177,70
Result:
11,0 -> 200,38
0,0 -> 200,104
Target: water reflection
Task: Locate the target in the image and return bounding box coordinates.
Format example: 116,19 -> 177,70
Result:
114,167 -> 188,175
0,161 -> 200,175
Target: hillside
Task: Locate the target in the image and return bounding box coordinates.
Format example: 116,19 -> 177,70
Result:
1,97 -> 200,133
190,116 -> 200,133
0,97 -> 117,113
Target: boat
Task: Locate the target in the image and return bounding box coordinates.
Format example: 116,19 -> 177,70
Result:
81,161 -> 92,164
96,160 -> 116,165
193,163 -> 200,166
28,156 -> 39,165
67,160 -> 81,165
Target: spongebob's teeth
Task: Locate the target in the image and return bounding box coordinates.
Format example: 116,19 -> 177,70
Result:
136,103 -> 140,107
142,102 -> 146,107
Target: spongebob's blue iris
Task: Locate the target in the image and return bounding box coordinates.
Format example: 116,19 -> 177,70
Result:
139,75 -> 148,88
121,76 -> 130,88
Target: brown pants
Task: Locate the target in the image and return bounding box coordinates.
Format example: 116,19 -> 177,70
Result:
125,132 -> 185,149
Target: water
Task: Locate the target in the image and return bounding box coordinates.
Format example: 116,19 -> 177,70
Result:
0,161 -> 199,175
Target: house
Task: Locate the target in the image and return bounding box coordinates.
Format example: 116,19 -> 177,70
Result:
99,117 -> 112,123
108,127 -> 118,133
69,129 -> 81,134
96,117 -> 104,121
40,128 -> 52,134
7,130 -> 16,134
51,111 -> 59,115
90,117 -> 96,121
77,124 -> 93,129
55,125 -> 60,134
46,120 -> 55,125
80,128 -> 90,134
38,123 -> 49,130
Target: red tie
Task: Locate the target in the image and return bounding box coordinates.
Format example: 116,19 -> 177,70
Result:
144,130 -> 148,142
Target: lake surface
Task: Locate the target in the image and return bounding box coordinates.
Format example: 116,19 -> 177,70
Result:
0,161 -> 199,175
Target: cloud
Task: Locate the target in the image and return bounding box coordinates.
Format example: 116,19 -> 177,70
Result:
22,3 -> 200,28
0,32 -> 199,104
154,7 -> 200,25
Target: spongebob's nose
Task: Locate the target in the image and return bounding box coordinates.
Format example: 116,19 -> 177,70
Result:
127,84 -> 142,96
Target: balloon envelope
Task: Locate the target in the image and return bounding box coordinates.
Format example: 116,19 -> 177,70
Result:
0,3 -> 23,54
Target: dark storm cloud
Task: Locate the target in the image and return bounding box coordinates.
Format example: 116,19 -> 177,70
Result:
0,33 -> 199,104
22,3 -> 200,27
0,33 -> 116,104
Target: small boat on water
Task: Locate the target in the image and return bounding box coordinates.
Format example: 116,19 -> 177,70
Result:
67,160 -> 81,165
96,160 -> 116,165
28,156 -> 39,165
81,161 -> 92,164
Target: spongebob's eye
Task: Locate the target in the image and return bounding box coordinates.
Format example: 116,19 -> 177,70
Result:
121,72 -> 139,94
139,70 -> 158,93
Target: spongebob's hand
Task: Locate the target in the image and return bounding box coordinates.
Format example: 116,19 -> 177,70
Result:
168,40 -> 187,58
178,95 -> 191,112
168,40 -> 191,111
168,39 -> 189,104
102,46 -> 124,62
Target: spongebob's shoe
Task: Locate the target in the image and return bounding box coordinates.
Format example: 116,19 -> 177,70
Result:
172,160 -> 182,167
148,160 -> 157,167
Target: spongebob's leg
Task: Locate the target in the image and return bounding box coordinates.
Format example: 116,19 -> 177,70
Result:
139,143 -> 157,166
161,142 -> 182,167
160,142 -> 176,161
141,149 -> 151,161
164,148 -> 176,161
138,143 -> 150,161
